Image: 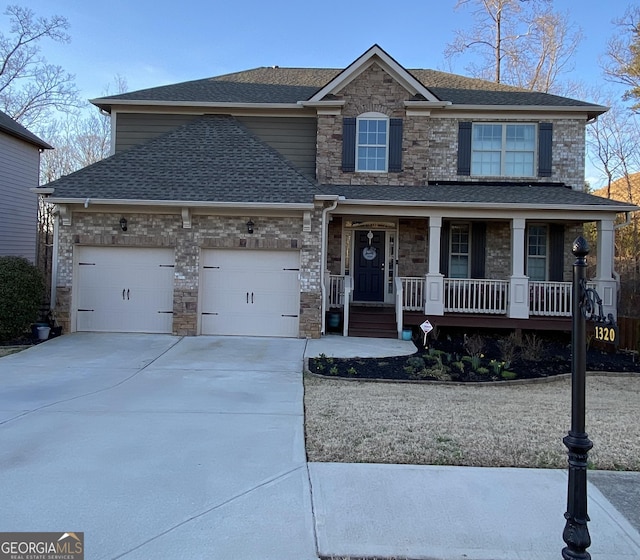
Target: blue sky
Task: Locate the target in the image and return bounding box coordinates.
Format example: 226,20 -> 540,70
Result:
16,0 -> 637,185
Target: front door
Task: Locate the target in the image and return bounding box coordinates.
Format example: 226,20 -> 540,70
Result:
353,231 -> 385,302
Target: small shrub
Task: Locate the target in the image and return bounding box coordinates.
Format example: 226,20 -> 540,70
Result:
501,370 -> 518,380
451,361 -> 465,373
470,355 -> 482,371
498,333 -> 520,363
0,256 -> 44,341
476,367 -> 490,376
520,333 -> 546,361
463,334 -> 485,357
329,366 -> 339,376
346,367 -> 358,376
407,356 -> 426,370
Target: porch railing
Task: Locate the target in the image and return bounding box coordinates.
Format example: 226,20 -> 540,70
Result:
444,279 -> 508,314
328,274 -> 345,308
528,281 -> 595,317
400,276 -> 425,310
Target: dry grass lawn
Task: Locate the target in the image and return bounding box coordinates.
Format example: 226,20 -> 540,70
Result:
304,373 -> 640,471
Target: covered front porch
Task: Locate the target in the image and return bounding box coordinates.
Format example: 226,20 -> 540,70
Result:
320,206 -> 619,339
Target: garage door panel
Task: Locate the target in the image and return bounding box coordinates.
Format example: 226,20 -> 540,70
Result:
200,250 -> 300,337
75,247 -> 175,333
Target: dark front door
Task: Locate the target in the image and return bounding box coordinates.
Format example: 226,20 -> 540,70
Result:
353,231 -> 385,302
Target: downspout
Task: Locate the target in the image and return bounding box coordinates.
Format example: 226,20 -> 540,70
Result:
320,196 -> 341,336
50,210 -> 60,313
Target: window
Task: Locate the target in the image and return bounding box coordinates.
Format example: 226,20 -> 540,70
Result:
471,123 -> 536,177
527,225 -> 548,281
357,114 -> 388,172
449,223 -> 470,278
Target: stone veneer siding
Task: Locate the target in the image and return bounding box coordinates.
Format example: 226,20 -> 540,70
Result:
398,219 -> 428,277
315,62 -> 587,189
54,209 -> 322,338
485,222 -> 511,279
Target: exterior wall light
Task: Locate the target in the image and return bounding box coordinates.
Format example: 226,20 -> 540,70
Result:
246,219 -> 254,234
120,217 -> 128,231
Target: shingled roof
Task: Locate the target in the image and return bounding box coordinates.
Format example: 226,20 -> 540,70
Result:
93,67 -> 601,110
0,109 -> 52,149
318,183 -> 637,209
47,115 -> 316,205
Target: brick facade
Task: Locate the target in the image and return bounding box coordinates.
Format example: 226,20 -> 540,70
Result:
316,62 -> 586,189
54,210 -> 322,338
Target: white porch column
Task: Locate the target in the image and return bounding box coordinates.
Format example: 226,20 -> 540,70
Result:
594,218 -> 617,320
425,216 -> 444,316
509,218 -> 530,319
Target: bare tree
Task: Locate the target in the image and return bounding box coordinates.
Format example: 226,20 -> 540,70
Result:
0,4 -> 79,129
602,5 -> 640,111
446,0 -> 581,93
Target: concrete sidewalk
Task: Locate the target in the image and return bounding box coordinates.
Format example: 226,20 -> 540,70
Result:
305,335 -> 640,560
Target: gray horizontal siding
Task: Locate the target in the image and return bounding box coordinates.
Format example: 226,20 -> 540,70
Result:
0,133 -> 39,262
115,113 -> 317,179
115,113 -> 198,153
237,117 -> 317,179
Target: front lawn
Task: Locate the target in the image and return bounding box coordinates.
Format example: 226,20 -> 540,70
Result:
304,372 -> 640,470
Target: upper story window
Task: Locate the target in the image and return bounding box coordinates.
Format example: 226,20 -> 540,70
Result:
357,113 -> 389,172
457,122 -> 552,178
472,123 -> 536,177
342,116 -> 403,173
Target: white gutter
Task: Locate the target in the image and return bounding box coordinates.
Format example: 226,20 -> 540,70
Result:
324,198 -> 638,213
90,99 -> 304,111
44,197 -> 315,210
320,196 -> 341,336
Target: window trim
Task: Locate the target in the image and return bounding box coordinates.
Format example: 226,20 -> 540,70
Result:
356,112 -> 389,173
471,123 -> 538,178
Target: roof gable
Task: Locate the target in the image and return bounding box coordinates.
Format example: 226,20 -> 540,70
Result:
307,44 -> 441,104
0,110 -> 52,149
46,115 -> 317,205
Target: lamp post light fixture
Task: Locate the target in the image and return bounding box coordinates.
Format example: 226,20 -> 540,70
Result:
246,219 -> 254,234
119,217 -> 128,232
562,236 -> 593,559
562,235 -> 619,559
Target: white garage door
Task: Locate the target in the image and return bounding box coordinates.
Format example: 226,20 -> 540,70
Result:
75,246 -> 175,333
200,250 -> 300,337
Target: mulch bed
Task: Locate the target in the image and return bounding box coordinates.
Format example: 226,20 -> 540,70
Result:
309,330 -> 640,382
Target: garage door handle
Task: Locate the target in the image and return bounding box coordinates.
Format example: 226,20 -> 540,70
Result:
246,292 -> 249,304
122,289 -> 125,300
127,289 -> 130,300
251,292 -> 254,304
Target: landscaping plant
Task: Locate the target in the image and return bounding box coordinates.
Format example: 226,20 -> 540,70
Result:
0,256 -> 45,341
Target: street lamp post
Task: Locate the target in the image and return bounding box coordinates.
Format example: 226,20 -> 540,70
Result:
562,237 -> 593,560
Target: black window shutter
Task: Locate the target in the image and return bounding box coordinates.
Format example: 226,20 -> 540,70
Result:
538,122 -> 553,177
548,224 -> 564,281
342,117 -> 356,172
471,222 -> 486,279
388,118 -> 403,172
440,222 -> 450,277
457,122 -> 472,176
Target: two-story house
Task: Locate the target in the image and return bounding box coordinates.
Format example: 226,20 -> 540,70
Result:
40,45 -> 637,339
0,110 -> 52,263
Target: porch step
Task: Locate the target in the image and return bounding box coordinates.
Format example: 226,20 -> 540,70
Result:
348,306 -> 398,339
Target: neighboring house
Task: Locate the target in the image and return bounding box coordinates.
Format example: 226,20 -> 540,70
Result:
0,110 -> 52,263
40,45 -> 638,339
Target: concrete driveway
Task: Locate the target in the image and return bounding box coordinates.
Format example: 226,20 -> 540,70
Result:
0,333 -> 317,560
